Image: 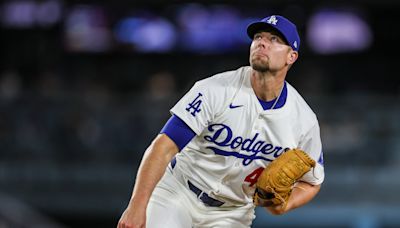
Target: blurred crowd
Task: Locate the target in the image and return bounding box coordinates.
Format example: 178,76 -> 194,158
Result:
0,69 -> 178,164
0,64 -> 400,228
1,67 -> 399,168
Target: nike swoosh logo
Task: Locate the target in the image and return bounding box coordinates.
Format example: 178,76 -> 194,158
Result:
229,103 -> 243,109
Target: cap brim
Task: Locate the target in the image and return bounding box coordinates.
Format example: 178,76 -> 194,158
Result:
247,22 -> 288,45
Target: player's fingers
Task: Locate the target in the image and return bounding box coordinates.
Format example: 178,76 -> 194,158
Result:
117,220 -> 129,228
118,221 -> 144,228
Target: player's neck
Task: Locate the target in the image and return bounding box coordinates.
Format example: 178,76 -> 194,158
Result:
250,70 -> 285,101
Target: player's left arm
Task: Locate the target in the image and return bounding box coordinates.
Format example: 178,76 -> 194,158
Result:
266,181 -> 321,215
267,122 -> 324,215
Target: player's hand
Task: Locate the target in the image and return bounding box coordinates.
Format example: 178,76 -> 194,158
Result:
117,205 -> 146,228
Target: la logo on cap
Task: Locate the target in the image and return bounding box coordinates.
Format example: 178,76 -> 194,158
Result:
267,15 -> 278,25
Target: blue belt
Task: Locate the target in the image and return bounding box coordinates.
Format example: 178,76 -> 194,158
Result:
187,180 -> 224,207
170,156 -> 177,169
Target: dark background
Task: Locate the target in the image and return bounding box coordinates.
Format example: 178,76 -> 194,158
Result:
1,0 -> 400,228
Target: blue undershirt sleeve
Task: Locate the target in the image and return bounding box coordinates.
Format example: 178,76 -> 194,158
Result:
160,114 -> 197,151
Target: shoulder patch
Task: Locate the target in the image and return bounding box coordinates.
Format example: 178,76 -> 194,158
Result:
186,92 -> 203,117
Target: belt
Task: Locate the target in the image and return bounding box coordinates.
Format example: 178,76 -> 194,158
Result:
170,156 -> 177,169
187,180 -> 224,207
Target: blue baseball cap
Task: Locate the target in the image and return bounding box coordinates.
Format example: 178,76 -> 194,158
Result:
247,15 -> 300,51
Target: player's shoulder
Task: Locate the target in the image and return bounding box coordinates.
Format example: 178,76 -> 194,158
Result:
286,82 -> 318,124
195,66 -> 249,89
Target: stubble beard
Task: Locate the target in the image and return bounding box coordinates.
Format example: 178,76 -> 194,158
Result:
251,58 -> 269,73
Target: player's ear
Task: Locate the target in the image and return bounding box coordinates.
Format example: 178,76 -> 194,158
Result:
287,50 -> 298,65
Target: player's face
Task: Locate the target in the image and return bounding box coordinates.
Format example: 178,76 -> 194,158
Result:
249,30 -> 295,73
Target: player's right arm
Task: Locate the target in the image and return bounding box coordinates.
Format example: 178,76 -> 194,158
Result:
118,73 -> 229,227
117,134 -> 179,228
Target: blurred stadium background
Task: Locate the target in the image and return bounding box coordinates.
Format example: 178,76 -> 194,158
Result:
1,0 -> 400,227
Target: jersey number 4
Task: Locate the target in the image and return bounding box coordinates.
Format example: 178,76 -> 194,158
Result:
244,167 -> 265,187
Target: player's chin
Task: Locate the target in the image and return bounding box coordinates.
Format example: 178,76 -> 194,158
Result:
251,61 -> 269,72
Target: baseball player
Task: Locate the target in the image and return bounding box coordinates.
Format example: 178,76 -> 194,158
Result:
118,15 -> 325,228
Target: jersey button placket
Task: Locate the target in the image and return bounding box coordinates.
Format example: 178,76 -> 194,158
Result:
254,114 -> 263,130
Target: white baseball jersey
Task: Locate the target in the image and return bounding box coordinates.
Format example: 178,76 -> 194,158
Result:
169,66 -> 324,207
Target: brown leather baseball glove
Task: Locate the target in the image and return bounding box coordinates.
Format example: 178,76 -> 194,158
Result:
253,149 -> 316,208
